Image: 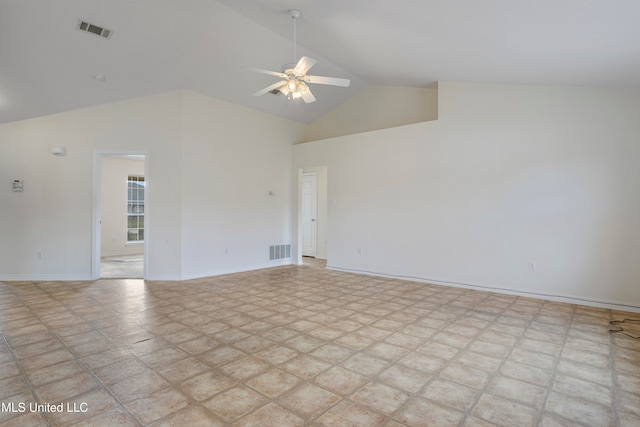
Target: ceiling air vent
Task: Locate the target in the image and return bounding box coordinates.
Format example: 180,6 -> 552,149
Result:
77,20 -> 112,39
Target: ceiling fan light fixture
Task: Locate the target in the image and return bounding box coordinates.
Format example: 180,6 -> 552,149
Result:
248,8 -> 350,103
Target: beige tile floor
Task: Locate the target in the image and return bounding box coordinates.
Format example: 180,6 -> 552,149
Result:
1,259 -> 639,426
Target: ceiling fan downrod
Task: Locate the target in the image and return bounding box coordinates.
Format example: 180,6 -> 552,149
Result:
290,9 -> 301,65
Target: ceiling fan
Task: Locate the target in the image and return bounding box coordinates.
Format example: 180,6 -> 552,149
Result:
248,9 -> 350,103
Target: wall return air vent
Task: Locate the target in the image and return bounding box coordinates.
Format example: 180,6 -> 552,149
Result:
269,244 -> 291,261
77,20 -> 112,39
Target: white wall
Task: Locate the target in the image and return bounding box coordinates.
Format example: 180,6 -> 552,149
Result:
100,156 -> 145,257
302,86 -> 438,143
5,81 -> 640,311
0,90 -> 304,280
179,91 -> 305,279
293,81 -> 640,311
0,92 -> 183,280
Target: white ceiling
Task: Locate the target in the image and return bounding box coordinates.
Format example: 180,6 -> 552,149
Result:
1,0 -> 639,125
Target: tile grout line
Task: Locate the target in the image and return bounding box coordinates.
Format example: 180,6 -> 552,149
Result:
29,283 -> 147,427
397,296 -> 489,425
456,294 -> 542,426
1,327 -> 53,427
609,309 -> 620,427
534,302 -> 576,427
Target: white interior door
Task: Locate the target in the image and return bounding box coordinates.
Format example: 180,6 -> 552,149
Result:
302,172 -> 317,257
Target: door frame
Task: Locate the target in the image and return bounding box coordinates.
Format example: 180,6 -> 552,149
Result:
92,151 -> 149,280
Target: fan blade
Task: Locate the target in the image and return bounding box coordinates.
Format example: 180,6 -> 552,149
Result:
293,56 -> 317,75
301,88 -> 316,103
246,67 -> 288,79
307,75 -> 351,87
253,80 -> 287,97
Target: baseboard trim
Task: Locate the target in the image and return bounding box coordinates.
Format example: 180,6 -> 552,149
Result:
0,261 -> 294,283
171,260 -> 293,282
326,265 -> 640,314
0,274 -> 93,282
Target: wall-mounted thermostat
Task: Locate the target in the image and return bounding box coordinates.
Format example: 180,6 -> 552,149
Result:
12,180 -> 23,192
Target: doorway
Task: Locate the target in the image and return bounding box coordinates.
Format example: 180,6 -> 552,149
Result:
302,172 -> 318,257
297,166 -> 328,263
93,153 -> 148,279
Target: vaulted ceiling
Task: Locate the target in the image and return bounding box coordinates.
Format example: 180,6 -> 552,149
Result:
1,0 -> 639,124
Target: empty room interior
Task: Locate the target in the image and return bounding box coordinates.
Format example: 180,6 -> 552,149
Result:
1,1 -> 640,426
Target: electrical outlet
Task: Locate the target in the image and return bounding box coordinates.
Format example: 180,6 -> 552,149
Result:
37,251 -> 43,259
357,248 -> 363,255
528,262 -> 535,272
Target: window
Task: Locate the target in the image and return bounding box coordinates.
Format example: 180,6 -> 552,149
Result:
127,175 -> 144,242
